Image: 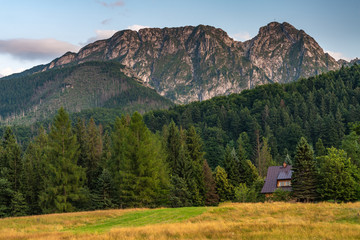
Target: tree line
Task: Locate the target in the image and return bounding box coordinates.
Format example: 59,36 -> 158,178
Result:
2,64 -> 360,217
1,106 -> 360,218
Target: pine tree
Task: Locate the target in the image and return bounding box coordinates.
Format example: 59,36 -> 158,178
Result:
10,191 -> 28,217
223,146 -> 242,187
292,137 -> 318,202
237,135 -> 259,187
317,148 -> 360,202
341,123 -> 360,167
257,137 -> 273,178
39,107 -> 86,213
213,166 -> 233,202
186,126 -> 206,206
113,112 -> 169,208
169,175 -> 192,207
315,138 -> 326,157
92,168 -> 115,209
74,118 -> 88,168
109,116 -> 129,205
0,178 -> 13,217
86,118 -> 103,190
203,160 -> 219,206
0,127 -> 22,192
164,120 -> 182,174
21,127 -> 48,215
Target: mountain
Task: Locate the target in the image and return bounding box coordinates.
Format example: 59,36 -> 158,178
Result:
0,61 -> 173,125
39,22 -> 339,103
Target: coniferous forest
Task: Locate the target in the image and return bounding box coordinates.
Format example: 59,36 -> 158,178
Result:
1,65 -> 360,217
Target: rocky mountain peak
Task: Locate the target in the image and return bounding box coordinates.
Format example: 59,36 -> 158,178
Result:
41,22 -> 341,103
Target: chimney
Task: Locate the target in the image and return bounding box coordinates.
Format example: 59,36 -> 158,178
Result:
283,162 -> 287,168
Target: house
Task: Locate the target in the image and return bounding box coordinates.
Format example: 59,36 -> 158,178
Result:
261,162 -> 292,197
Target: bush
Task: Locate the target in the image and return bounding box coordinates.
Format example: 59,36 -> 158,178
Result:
269,188 -> 292,202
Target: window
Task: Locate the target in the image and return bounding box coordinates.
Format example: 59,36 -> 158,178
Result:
277,180 -> 291,187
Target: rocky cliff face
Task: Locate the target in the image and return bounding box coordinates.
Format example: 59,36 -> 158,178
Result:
44,22 -> 340,103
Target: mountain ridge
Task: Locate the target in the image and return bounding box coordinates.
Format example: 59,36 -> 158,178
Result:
35,22 -> 341,103
4,22 -> 356,106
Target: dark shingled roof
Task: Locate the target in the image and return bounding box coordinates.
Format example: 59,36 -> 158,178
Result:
261,165 -> 292,194
277,170 -> 292,180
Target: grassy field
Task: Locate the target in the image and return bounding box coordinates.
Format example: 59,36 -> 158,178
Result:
0,202 -> 359,240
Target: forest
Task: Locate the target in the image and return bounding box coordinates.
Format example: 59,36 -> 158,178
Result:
1,65 -> 360,217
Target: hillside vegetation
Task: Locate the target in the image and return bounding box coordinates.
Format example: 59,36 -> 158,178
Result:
144,64 -> 360,167
0,202 -> 359,239
0,61 -> 173,125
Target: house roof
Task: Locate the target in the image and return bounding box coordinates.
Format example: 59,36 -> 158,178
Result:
261,165 -> 292,194
277,170 -> 292,180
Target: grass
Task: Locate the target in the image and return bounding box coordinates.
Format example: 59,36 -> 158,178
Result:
0,202 -> 359,239
71,207 -> 207,233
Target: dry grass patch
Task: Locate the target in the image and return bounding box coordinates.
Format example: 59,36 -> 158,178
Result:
0,202 -> 359,239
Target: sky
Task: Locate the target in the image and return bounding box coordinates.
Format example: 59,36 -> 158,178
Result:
0,0 -> 359,77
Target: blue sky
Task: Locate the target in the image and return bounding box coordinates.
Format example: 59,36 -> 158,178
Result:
0,0 -> 359,76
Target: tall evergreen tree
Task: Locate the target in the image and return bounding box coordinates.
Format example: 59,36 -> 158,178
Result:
341,122 -> 360,167
213,166 -> 233,202
186,126 -> 206,206
10,191 -> 28,217
315,138 -> 326,157
257,137 -> 273,178
74,118 -> 88,168
203,160 -> 219,206
114,112 -> 169,208
0,127 -> 22,192
86,118 -> 103,190
223,146 -> 242,187
164,120 -> 182,174
317,148 -> 360,202
0,178 -> 13,217
39,107 -> 85,213
292,137 -> 318,202
92,168 -> 115,209
21,127 -> 48,215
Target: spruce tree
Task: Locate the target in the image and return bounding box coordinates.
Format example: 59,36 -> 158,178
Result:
256,137 -> 273,178
39,107 -> 86,213
10,191 -> 28,217
164,120 -> 182,174
213,166 -> 233,202
86,118 -> 103,190
21,127 -> 48,215
223,146 -> 241,187
203,160 -> 219,206
0,178 -> 13,217
186,126 -> 206,206
315,138 -> 326,157
0,127 -> 22,192
113,112 -> 169,208
237,135 -> 259,187
92,168 -> 115,209
292,137 -> 318,202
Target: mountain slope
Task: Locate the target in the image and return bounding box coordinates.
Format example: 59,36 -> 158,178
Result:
0,61 -> 173,125
41,22 -> 339,103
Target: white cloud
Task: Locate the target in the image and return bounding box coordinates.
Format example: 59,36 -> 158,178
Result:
231,32 -> 252,41
82,30 -> 117,45
325,50 -> 351,61
127,25 -> 150,32
0,66 -> 25,77
0,38 -> 80,61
